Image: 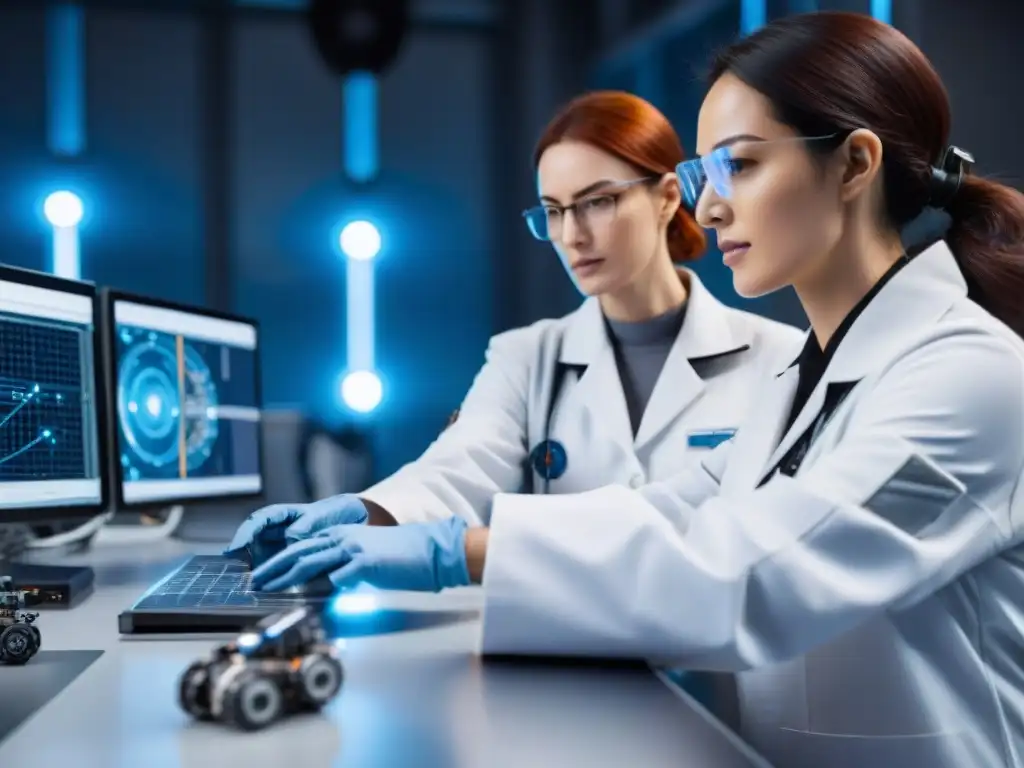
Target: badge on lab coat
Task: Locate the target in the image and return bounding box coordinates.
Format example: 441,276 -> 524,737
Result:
686,429 -> 737,449
530,439 -> 568,480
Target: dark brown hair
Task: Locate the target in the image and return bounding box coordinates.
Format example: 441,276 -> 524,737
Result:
709,11 -> 1024,336
534,90 -> 707,263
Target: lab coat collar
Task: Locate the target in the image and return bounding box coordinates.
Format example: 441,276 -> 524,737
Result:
759,240 -> 966,479
772,240 -> 966,381
558,269 -> 753,451
559,268 -> 752,366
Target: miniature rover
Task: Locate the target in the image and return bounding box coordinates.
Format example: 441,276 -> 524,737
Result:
178,605 -> 343,731
0,575 -> 41,665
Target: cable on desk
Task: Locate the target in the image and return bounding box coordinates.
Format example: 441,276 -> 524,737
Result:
93,505 -> 184,545
19,504 -> 185,552
25,512 -> 113,550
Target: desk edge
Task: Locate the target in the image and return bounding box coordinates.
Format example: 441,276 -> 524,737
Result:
650,668 -> 774,768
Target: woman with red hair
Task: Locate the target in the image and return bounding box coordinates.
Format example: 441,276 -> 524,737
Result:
232,91 -> 801,575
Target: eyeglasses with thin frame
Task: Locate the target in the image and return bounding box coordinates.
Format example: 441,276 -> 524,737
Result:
522,177 -> 659,242
676,134 -> 838,209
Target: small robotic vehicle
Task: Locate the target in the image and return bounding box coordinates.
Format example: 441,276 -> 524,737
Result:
178,605 -> 343,731
0,575 -> 41,665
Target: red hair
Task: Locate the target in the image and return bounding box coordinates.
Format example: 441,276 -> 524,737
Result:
533,90 -> 706,263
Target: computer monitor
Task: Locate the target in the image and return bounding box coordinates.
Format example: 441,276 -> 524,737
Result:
101,290 -> 263,508
0,264 -> 107,524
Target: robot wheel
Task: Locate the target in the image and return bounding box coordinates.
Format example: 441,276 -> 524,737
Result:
221,669 -> 284,731
0,624 -> 38,665
178,661 -> 214,720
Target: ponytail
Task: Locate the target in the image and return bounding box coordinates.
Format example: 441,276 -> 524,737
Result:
667,207 -> 707,263
945,176 -> 1024,338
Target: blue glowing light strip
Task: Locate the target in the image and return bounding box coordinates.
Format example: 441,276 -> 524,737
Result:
342,72 -> 379,377
46,3 -> 85,157
740,0 -> 766,36
343,72 -> 378,185
346,259 -> 374,370
871,0 -> 892,24
53,225 -> 81,281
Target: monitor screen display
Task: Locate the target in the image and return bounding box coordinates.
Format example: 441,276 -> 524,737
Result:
0,273 -> 103,512
111,298 -> 261,505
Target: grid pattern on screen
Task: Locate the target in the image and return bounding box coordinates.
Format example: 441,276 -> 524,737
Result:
133,555 -> 313,611
0,312 -> 90,481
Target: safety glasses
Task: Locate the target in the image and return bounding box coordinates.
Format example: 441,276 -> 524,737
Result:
522,177 -> 658,242
676,134 -> 838,208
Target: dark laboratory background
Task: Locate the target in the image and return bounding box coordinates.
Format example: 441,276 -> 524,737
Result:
1,0 -> 1021,484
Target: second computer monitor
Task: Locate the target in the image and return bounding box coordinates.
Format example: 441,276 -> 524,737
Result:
103,291 -> 262,507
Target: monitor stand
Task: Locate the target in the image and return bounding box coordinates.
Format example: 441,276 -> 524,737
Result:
3,563 -> 94,609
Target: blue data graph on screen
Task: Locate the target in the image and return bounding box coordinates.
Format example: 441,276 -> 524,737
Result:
115,325 -> 258,482
0,312 -> 92,481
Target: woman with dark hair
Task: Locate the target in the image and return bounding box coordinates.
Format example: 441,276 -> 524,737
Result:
240,15 -> 1024,767
230,91 -> 798,546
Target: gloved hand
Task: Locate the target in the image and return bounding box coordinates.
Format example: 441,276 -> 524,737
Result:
249,516 -> 471,594
224,495 -> 369,566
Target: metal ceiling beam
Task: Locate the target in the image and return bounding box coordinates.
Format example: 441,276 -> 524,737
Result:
599,0 -> 732,71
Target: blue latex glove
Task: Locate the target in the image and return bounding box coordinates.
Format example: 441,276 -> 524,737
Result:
249,516 -> 471,594
224,495 -> 369,565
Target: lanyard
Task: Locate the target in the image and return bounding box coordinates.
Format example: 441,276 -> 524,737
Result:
757,380 -> 858,487
526,361 -> 574,494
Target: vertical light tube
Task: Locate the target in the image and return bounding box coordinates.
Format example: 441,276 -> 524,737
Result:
340,72 -> 382,414
346,258 -> 375,372
44,191 -> 84,280
46,4 -> 86,280
871,0 -> 892,24
46,3 -> 86,157
52,225 -> 81,280
741,0 -> 767,36
343,72 -> 378,184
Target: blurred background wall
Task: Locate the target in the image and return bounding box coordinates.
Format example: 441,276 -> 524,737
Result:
1,0 -> 1020,480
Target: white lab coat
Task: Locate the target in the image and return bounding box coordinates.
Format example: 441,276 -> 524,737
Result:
480,241 -> 1024,768
361,269 -> 803,526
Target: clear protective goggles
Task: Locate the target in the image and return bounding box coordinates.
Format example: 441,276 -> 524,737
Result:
675,134 -> 838,209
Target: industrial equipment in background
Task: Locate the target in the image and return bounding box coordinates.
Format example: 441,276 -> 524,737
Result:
307,0 -> 410,77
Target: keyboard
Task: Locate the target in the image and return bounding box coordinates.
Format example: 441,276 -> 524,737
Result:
118,554 -> 480,637
134,554 -> 316,609
118,554 -> 331,634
